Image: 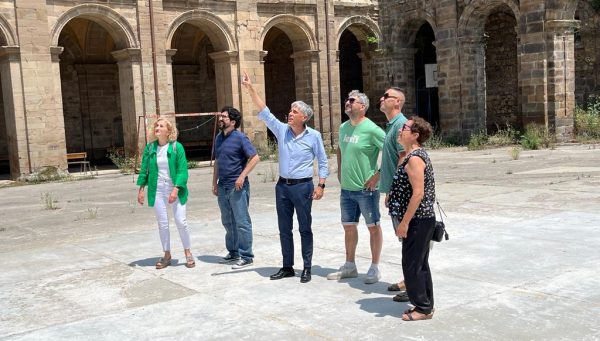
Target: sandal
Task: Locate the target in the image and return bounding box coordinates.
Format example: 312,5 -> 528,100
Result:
185,255 -> 196,268
393,291 -> 409,302
156,257 -> 171,269
402,310 -> 434,321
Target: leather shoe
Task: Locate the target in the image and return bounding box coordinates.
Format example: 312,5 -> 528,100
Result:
300,268 -> 311,283
270,267 -> 295,280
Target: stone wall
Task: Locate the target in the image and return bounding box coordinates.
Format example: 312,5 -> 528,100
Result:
0,0 -> 590,178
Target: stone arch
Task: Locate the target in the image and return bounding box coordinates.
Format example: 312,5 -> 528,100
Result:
458,0 -> 520,40
547,0 -> 580,20
166,10 -> 235,51
0,14 -> 17,46
392,13 -> 437,49
50,4 -> 138,49
336,16 -> 382,50
260,15 -> 317,52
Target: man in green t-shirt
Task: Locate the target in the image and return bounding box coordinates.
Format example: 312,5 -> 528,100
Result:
327,90 -> 385,284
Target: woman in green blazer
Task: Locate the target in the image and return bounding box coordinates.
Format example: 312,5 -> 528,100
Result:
137,118 -> 194,269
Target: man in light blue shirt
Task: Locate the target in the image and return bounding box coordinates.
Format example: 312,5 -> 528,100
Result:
242,71 -> 329,283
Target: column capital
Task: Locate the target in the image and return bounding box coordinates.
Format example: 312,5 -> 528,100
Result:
0,46 -> 20,63
166,49 -> 177,64
291,50 -> 319,61
111,48 -> 142,63
49,46 -> 63,62
208,50 -> 238,63
546,20 -> 579,35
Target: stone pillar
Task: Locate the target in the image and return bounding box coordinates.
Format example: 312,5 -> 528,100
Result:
291,50 -> 320,128
433,36 -> 461,140
546,20 -> 577,140
0,46 -> 28,179
164,48 -> 177,117
209,50 -> 240,110
518,1 -> 547,130
111,48 -> 145,155
458,36 -> 486,138
15,0 -> 67,172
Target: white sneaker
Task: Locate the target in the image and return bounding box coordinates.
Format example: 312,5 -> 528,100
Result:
364,267 -> 381,284
327,264 -> 358,280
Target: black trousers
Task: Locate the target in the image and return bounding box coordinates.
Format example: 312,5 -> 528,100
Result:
402,217 -> 435,314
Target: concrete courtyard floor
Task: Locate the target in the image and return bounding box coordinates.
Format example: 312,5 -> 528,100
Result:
1,144 -> 600,340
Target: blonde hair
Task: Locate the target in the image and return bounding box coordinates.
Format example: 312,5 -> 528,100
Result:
149,118 -> 178,142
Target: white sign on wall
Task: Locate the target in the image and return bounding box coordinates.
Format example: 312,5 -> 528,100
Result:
425,64 -> 438,88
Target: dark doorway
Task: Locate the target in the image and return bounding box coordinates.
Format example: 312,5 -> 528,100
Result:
484,9 -> 519,133
263,27 -> 296,139
414,23 -> 439,129
171,23 -> 217,160
339,30 -> 363,123
59,18 -> 123,166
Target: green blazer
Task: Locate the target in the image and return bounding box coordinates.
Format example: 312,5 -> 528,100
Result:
137,140 -> 189,207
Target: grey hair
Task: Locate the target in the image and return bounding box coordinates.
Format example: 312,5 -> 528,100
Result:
291,101 -> 314,121
348,90 -> 369,111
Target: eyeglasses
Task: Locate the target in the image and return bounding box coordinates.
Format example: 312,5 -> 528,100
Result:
382,93 -> 398,100
345,97 -> 362,105
401,123 -> 413,131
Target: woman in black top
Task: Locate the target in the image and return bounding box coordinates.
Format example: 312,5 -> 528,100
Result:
388,116 -> 436,321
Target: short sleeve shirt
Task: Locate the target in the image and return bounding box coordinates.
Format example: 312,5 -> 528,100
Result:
339,118 -> 385,191
214,130 -> 257,188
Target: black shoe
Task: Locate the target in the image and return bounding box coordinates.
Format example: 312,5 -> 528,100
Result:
300,268 -> 311,283
270,267 -> 295,280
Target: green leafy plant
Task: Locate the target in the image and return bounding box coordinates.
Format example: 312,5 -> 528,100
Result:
107,148 -> 137,174
574,96 -> 600,140
187,160 -> 200,169
487,124 -> 519,146
467,132 -> 488,150
424,132 -> 454,150
520,124 -> 554,150
258,139 -> 278,161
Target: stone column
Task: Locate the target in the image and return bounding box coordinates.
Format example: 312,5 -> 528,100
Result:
164,48 -> 177,117
518,2 -> 547,130
209,50 -> 240,110
15,0 -> 67,172
291,50 -> 320,128
546,19 -> 577,140
111,48 -> 145,155
0,46 -> 28,179
394,47 -> 417,116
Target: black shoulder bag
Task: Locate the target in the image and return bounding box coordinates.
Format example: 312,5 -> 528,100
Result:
431,200 -> 449,242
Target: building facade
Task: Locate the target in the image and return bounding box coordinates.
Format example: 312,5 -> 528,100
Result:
0,0 -> 596,179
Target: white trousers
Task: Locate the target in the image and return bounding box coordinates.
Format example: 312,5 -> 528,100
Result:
154,178 -> 191,251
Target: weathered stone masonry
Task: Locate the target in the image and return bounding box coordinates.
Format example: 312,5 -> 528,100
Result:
0,0 -> 596,179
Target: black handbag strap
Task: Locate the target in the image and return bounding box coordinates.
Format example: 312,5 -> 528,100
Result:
435,199 -> 449,240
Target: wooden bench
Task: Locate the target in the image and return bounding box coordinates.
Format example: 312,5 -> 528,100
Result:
67,152 -> 91,174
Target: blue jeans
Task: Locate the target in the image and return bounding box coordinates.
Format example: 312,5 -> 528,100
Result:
340,189 -> 381,227
217,182 -> 254,261
275,180 -> 314,268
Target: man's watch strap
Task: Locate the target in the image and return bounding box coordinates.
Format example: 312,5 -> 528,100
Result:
318,183 -> 326,189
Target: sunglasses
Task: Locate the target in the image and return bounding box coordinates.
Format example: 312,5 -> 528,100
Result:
402,123 -> 413,131
345,97 -> 362,104
382,93 -> 399,100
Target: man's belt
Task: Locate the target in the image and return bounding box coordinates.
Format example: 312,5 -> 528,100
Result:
279,176 -> 312,185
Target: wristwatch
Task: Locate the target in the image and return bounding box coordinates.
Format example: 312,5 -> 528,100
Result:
318,183 -> 326,189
